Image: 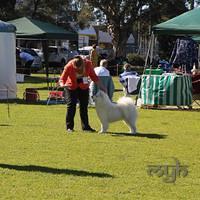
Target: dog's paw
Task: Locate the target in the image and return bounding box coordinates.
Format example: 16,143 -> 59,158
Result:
130,131 -> 137,135
129,130 -> 137,134
98,130 -> 106,134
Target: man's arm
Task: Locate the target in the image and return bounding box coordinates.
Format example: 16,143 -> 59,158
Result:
59,65 -> 69,87
95,79 -> 107,93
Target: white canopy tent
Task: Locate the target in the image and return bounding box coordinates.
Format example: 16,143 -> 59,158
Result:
98,31 -> 112,43
78,25 -> 96,47
0,20 -> 16,99
98,31 -> 135,44
78,26 -> 96,36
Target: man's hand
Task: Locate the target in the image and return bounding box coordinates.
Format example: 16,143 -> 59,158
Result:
59,80 -> 64,87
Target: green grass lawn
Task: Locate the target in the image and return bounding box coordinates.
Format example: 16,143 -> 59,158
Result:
0,75 -> 200,199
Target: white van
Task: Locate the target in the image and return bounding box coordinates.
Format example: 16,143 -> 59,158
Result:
48,46 -> 70,67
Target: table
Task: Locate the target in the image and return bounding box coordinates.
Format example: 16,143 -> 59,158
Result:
140,74 -> 192,106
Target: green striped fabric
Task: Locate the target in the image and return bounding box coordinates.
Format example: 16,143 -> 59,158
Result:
140,74 -> 192,106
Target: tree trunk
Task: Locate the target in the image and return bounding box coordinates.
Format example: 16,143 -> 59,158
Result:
190,0 -> 195,9
108,24 -> 131,58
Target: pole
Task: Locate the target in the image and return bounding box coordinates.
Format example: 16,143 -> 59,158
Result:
145,33 -> 153,68
42,40 -> 49,88
150,33 -> 155,66
6,88 -> 10,118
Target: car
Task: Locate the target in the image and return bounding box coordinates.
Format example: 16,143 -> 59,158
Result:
78,46 -> 91,58
78,46 -> 103,59
48,46 -> 70,67
32,48 -> 44,62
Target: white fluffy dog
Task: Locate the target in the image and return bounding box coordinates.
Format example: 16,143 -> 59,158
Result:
93,90 -> 137,134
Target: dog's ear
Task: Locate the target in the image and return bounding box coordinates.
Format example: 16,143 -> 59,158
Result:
95,90 -> 101,97
99,90 -> 105,97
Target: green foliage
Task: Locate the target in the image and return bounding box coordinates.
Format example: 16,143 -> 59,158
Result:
14,0 -> 75,24
0,0 -> 16,20
0,75 -> 200,199
85,0 -> 147,57
127,53 -> 145,66
77,3 -> 94,28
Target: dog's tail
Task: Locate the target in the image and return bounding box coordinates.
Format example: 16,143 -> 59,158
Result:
117,96 -> 137,119
117,96 -> 135,106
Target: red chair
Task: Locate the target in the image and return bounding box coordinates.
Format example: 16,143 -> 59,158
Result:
47,87 -> 65,105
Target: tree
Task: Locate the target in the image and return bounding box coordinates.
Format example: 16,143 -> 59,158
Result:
191,0 -> 195,9
0,0 -> 16,20
83,0 -> 190,58
77,3 -> 94,29
84,0 -> 148,57
15,0 -> 74,24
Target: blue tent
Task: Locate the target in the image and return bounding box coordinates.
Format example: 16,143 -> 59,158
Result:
0,20 -> 16,33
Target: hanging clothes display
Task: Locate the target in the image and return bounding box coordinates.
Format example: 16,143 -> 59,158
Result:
169,37 -> 198,73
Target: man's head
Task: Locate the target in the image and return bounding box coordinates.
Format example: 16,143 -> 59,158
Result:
123,63 -> 132,71
100,59 -> 108,68
92,44 -> 97,49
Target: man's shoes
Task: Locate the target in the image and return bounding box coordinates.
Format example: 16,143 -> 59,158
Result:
67,129 -> 74,133
82,127 -> 96,132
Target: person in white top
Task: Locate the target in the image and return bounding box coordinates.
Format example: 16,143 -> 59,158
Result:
89,59 -> 114,104
94,59 -> 110,76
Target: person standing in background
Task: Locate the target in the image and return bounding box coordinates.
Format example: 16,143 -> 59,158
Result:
19,50 -> 34,75
90,59 -> 114,101
90,44 -> 98,67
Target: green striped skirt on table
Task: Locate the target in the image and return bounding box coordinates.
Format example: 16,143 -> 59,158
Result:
140,74 -> 192,106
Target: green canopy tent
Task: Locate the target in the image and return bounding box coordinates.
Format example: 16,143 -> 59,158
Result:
144,8 -> 200,66
192,35 -> 200,43
153,8 -> 200,35
8,17 -> 78,82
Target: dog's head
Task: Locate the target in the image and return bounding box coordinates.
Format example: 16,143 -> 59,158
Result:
93,90 -> 110,104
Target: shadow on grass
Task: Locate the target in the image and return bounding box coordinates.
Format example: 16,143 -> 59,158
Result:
111,132 -> 167,139
0,99 -> 65,106
22,76 -> 47,84
141,106 -> 200,112
0,164 -> 113,178
35,86 -> 49,90
0,124 -> 12,126
114,89 -> 123,92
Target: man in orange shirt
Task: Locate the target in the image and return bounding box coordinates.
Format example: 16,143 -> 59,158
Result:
59,56 -> 105,132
